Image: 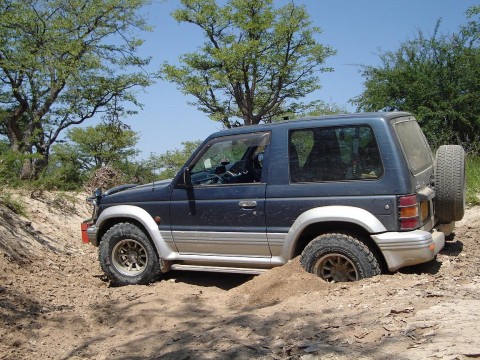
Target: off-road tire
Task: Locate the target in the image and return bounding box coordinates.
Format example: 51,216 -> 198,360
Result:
435,145 -> 466,222
300,233 -> 381,282
99,223 -> 160,286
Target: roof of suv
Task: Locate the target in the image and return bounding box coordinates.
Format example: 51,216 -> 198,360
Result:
207,112 -> 413,139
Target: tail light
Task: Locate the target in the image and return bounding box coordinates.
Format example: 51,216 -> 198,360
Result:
398,194 -> 420,230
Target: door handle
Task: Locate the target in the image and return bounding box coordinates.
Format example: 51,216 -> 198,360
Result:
239,200 -> 257,209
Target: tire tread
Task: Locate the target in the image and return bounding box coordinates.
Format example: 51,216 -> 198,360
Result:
435,145 -> 465,222
99,222 -> 160,286
300,233 -> 380,281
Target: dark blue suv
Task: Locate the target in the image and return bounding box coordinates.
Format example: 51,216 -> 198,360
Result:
82,112 -> 465,285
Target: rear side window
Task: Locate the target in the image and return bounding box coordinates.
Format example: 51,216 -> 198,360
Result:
394,120 -> 433,176
289,125 -> 383,183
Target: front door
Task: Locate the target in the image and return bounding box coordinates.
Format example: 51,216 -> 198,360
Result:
170,131 -> 271,257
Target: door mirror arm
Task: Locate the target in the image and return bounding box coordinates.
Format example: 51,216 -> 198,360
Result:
181,167 -> 193,188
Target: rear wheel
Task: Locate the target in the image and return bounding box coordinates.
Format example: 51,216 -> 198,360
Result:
435,145 -> 466,222
99,223 -> 160,285
300,233 -> 380,282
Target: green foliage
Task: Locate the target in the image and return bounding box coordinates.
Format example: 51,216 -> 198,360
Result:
0,144 -> 27,187
0,0 -> 153,179
463,5 -> 480,41
162,0 -> 335,128
33,161 -> 87,191
38,121 -> 144,190
63,121 -> 140,170
114,160 -> 158,185
466,156 -> 480,205
301,100 -> 348,117
46,143 -> 88,188
0,191 -> 27,216
146,140 -> 202,180
352,10 -> 480,153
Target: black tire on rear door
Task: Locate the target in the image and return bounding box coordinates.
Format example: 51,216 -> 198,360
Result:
434,145 -> 466,223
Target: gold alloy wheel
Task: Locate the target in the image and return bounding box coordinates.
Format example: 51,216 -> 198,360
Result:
313,253 -> 359,282
112,239 -> 149,276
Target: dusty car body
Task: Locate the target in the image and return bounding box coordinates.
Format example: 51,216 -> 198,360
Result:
82,112 -> 465,285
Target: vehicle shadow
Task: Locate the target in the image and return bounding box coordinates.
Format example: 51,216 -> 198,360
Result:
440,239 -> 464,256
399,259 -> 442,275
100,270 -> 253,290
398,239 -> 463,276
162,271 -> 254,290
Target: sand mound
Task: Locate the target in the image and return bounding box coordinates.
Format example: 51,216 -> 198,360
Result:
228,257 -> 331,307
0,190 -> 91,264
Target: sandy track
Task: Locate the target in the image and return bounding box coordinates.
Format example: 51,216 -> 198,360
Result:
0,191 -> 479,359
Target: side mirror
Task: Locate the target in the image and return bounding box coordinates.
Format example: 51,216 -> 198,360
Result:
182,167 -> 193,188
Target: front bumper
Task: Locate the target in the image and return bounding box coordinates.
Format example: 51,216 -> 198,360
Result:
81,223 -> 99,246
371,229 -> 445,271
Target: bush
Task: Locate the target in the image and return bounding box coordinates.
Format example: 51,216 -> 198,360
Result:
466,155 -> 480,205
0,191 -> 27,216
83,166 -> 126,193
33,164 -> 88,191
0,149 -> 24,187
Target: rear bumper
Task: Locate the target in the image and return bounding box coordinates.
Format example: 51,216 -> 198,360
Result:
371,230 -> 445,271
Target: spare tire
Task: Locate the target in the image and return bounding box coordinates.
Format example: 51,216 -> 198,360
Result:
435,145 -> 466,222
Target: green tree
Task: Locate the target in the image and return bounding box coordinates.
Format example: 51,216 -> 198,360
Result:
0,0 -> 152,180
302,100 -> 348,117
40,146 -> 86,189
0,139 -> 22,186
54,121 -> 140,171
352,9 -> 480,152
162,0 -> 335,128
463,5 -> 480,41
146,140 -> 202,180
44,121 -> 144,189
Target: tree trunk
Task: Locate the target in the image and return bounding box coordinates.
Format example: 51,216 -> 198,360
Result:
19,151 -> 48,180
20,158 -> 35,180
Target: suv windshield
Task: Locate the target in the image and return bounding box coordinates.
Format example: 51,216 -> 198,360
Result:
394,119 -> 433,176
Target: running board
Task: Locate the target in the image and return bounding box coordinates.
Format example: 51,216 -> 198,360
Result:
170,264 -> 267,275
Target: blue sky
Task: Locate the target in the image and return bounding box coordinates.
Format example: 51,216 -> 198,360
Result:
125,0 -> 477,158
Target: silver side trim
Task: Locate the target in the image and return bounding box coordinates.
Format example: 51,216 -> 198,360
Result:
170,264 -> 267,275
160,230 -> 174,243
267,233 -> 288,257
171,230 -> 271,257
172,231 -> 267,246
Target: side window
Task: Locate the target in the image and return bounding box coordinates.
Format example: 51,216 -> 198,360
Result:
190,132 -> 270,186
289,130 -> 314,182
289,125 -> 383,183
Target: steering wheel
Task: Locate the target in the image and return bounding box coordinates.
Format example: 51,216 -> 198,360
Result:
228,160 -> 246,174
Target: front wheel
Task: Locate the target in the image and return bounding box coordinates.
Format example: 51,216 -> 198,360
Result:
300,233 -> 380,282
99,223 -> 160,285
